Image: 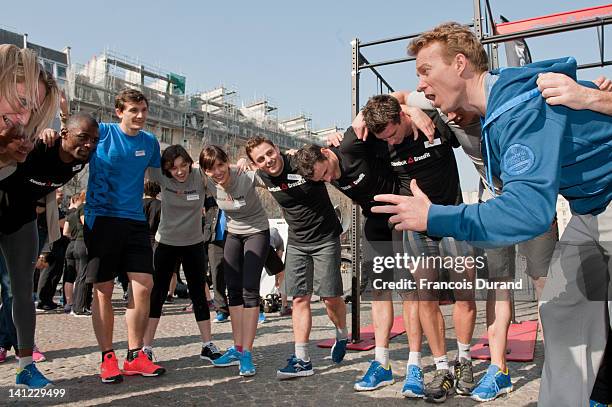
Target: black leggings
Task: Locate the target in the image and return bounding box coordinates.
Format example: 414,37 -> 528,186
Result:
0,221 -> 38,350
223,230 -> 270,308
64,241 -> 77,284
150,242 -> 210,321
71,240 -> 91,313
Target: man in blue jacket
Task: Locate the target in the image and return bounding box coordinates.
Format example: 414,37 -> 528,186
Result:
372,22 -> 611,407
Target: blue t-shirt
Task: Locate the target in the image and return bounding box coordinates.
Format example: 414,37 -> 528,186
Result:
215,209 -> 227,241
85,123 -> 161,228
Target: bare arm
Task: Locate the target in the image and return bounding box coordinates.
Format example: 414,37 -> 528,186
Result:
351,90 -> 435,142
59,90 -> 69,129
537,73 -> 612,115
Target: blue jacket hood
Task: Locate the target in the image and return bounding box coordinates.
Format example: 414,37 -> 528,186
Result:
487,57 -> 577,116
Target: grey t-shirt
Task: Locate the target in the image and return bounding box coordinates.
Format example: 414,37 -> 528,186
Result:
148,167 -> 205,246
0,165 -> 16,182
205,168 -> 269,235
407,90 -> 503,198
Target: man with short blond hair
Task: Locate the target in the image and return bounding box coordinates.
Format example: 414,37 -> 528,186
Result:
373,22 -> 612,406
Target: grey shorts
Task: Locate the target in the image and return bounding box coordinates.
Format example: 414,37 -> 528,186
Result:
403,230 -> 476,301
361,216 -> 399,299
483,221 -> 558,281
403,230 -> 475,263
284,237 -> 342,298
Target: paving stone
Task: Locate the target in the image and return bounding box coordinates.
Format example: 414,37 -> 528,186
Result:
0,285 -> 542,406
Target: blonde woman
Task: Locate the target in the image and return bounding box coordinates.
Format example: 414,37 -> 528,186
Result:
0,44 -> 60,389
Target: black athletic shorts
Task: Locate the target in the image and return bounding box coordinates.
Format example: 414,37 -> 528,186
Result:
84,216 -> 153,284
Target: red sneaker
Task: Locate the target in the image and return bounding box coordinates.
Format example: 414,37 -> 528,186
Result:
123,350 -> 166,377
100,351 -> 123,383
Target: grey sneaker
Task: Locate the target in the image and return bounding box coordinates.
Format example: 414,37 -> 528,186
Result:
424,369 -> 454,403
454,357 -> 475,396
200,342 -> 222,362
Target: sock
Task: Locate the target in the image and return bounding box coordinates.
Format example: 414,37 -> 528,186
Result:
235,345 -> 243,353
142,345 -> 152,352
127,348 -> 141,362
202,341 -> 212,348
295,342 -> 309,362
434,354 -> 449,371
408,351 -> 422,368
335,326 -> 348,341
374,347 -> 390,368
18,356 -> 33,369
457,341 -> 471,361
101,349 -> 114,362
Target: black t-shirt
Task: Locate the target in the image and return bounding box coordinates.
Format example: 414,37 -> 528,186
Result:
143,197 -> 161,239
0,139 -> 88,234
389,110 -> 461,205
257,153 -> 341,245
330,127 -> 398,217
66,205 -> 85,240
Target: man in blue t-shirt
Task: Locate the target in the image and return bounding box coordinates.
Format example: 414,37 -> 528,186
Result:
84,89 -> 165,384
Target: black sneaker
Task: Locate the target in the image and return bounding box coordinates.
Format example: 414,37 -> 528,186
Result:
453,358 -> 475,396
200,343 -> 222,362
424,370 -> 454,403
37,302 -> 59,311
71,309 -> 92,317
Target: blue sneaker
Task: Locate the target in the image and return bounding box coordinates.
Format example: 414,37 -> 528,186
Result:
354,360 -> 394,391
471,364 -> 513,402
258,312 -> 266,324
239,351 -> 256,376
212,346 -> 241,367
16,363 -> 53,389
331,338 -> 348,364
214,312 -> 229,323
401,364 -> 424,398
277,355 -> 314,380
589,400 -> 610,407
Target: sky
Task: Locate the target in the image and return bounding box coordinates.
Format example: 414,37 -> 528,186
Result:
3,0 -> 611,190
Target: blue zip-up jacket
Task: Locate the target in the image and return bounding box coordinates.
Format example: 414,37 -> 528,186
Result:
427,57 -> 612,246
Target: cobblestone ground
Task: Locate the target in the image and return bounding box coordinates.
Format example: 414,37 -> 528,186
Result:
0,287 -> 542,406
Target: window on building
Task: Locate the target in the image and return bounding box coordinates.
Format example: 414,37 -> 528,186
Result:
43,61 -> 54,75
56,65 -> 67,79
161,128 -> 172,144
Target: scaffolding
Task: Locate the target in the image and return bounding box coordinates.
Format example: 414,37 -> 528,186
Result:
66,49 -> 322,165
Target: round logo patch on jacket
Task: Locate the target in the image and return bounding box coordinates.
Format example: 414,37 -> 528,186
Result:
503,144 -> 535,176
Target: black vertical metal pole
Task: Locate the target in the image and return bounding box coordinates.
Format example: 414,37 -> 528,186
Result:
350,38 -> 362,343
